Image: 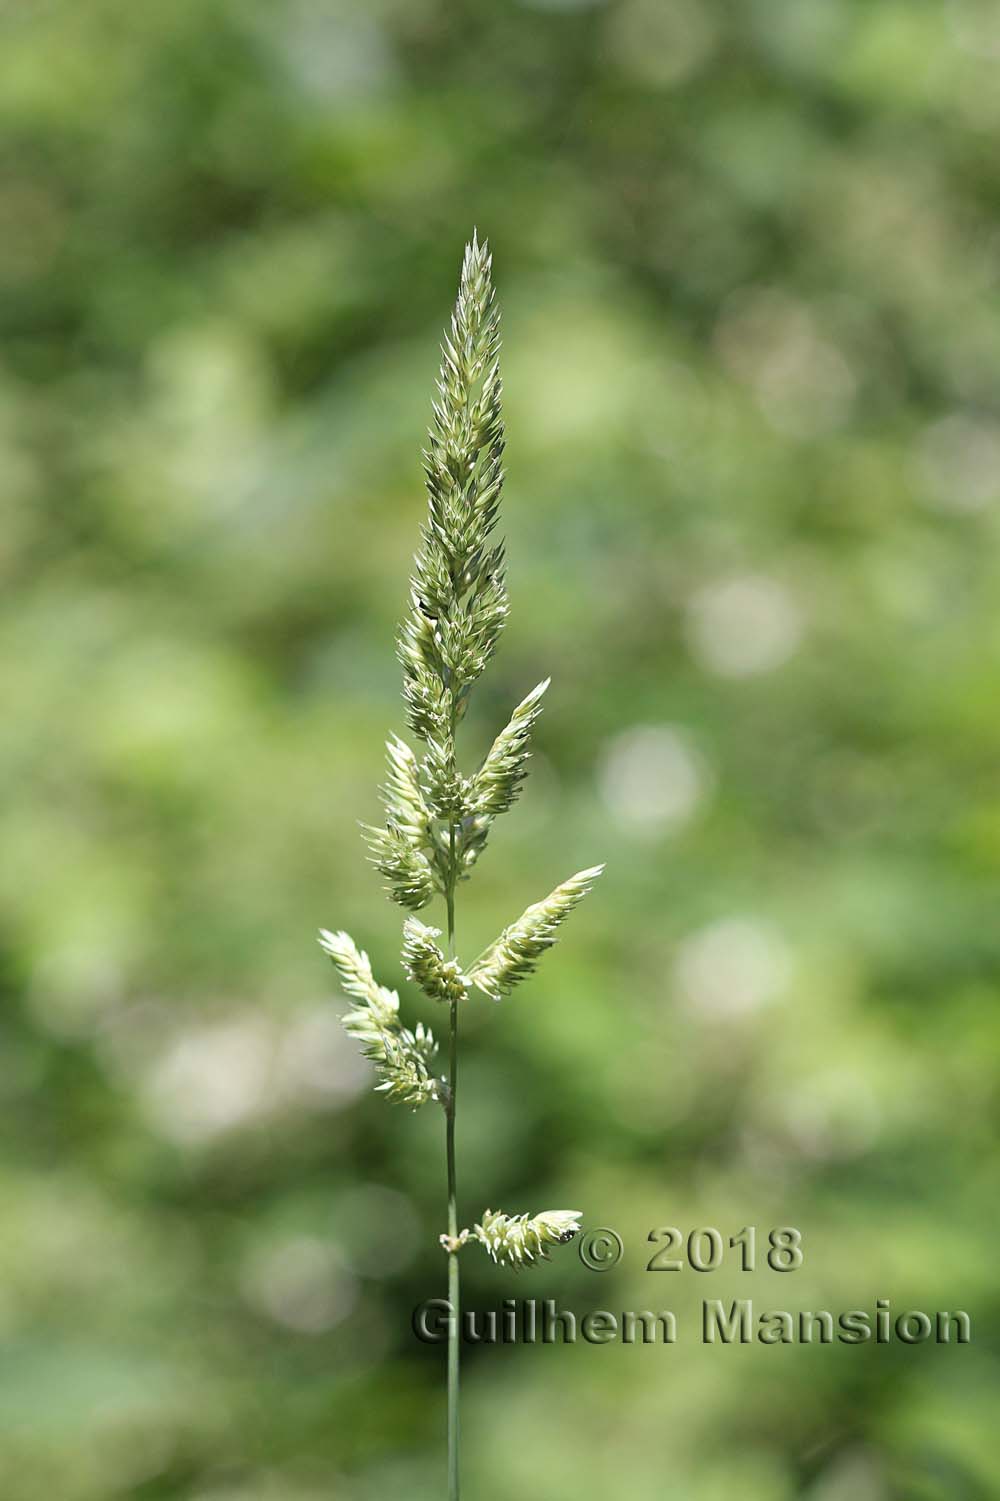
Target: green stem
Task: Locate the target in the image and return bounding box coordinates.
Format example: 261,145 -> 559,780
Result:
446,826 -> 460,1501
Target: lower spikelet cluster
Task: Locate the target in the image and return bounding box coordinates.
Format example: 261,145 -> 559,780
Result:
319,929 -> 442,1107
473,1208 -> 582,1268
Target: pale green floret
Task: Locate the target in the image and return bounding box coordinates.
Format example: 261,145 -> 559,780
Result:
456,677 -> 550,874
371,1020 -> 441,1108
362,733 -> 442,910
473,1209 -> 582,1268
469,865 -> 604,1000
319,929 -> 441,1108
400,658 -> 452,745
318,929 -> 398,1022
471,678 -> 549,820
422,737 -> 471,824
361,822 -> 437,911
382,734 -> 431,847
402,917 -> 470,1004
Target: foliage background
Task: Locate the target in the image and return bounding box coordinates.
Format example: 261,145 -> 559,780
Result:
2,0 -> 998,1496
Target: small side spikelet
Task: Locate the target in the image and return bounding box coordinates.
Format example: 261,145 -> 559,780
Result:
402,918 -> 469,1004
422,738 -> 470,823
382,734 -> 431,847
361,823 -> 437,911
473,1209 -> 582,1268
362,733 -> 439,911
472,678 -> 549,820
469,865 -> 604,1000
319,929 -> 399,1022
401,660 -> 452,746
455,680 -> 549,877
319,929 -> 441,1107
372,1021 -> 441,1107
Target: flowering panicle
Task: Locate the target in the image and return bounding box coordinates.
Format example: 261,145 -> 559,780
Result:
469,865 -> 604,1001
319,229 -> 600,1122
472,1209 -> 582,1268
318,237 -> 602,1487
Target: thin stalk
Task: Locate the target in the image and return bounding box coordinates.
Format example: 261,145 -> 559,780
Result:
445,824 -> 460,1500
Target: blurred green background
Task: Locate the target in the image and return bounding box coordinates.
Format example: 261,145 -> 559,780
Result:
2,0 -> 999,1496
